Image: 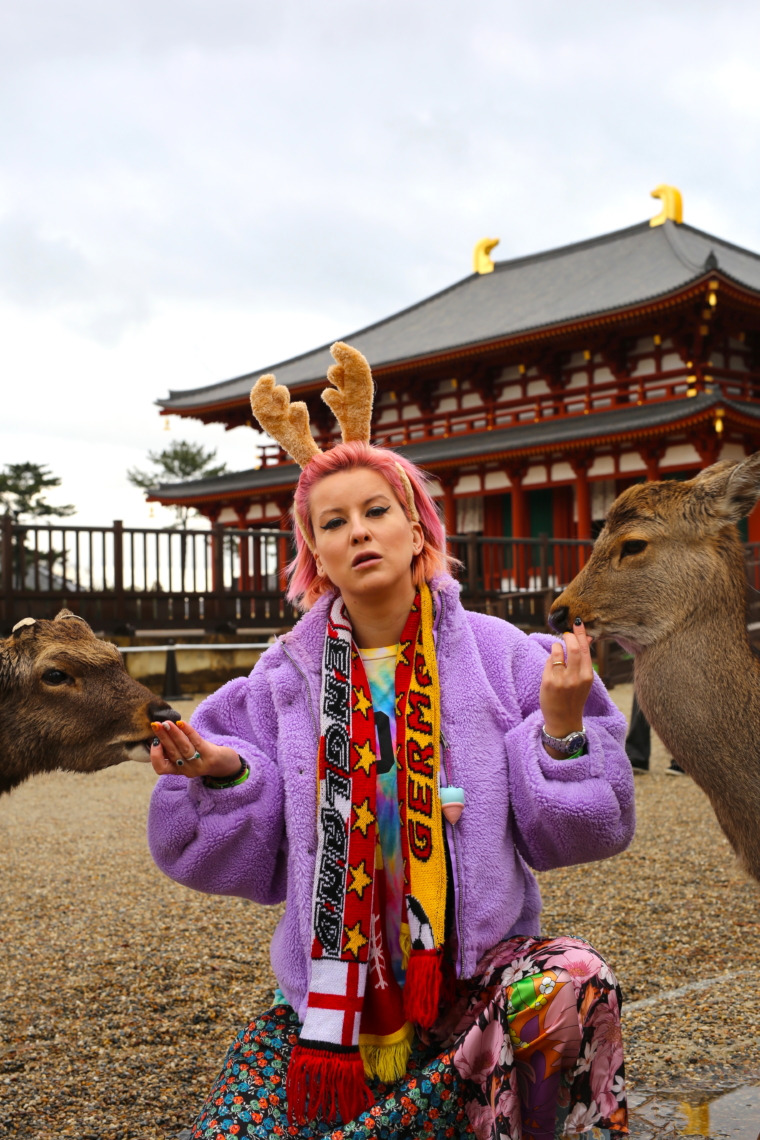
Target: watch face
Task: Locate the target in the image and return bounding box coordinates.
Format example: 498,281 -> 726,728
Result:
567,733 -> 585,753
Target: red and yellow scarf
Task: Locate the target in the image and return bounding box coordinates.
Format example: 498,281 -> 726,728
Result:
288,583 -> 447,1124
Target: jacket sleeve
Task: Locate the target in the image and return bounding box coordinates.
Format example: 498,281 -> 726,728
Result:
147,663 -> 287,904
474,619 -> 635,872
508,631 -> 634,870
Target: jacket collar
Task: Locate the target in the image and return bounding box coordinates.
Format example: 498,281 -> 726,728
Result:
280,574 -> 463,676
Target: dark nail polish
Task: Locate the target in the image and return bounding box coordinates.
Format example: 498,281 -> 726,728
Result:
152,737 -> 160,747
574,617 -> 583,626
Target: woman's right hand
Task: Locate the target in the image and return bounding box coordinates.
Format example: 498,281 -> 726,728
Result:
150,719 -> 242,780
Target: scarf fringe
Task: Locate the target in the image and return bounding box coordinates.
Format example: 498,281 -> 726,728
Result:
403,949 -> 443,1027
360,1021 -> 414,1082
287,1045 -> 373,1125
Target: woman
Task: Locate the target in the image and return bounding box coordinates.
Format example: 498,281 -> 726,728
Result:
148,343 -> 635,1140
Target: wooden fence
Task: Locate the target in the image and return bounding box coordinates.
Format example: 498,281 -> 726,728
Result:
2,517 -> 759,677
0,517 -> 297,634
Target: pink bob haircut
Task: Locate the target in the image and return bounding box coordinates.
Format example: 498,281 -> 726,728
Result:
287,441 -> 455,610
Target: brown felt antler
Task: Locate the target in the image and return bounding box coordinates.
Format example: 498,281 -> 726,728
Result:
321,342 -> 374,444
249,374 -> 320,470
249,344 -> 417,547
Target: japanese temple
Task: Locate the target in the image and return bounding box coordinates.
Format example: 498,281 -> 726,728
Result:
150,188 -> 760,546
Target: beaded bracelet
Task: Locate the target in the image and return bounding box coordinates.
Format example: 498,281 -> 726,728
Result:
203,758 -> 249,790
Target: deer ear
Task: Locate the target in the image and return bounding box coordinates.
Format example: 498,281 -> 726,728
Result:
694,453 -> 760,521
723,452 -> 760,520
54,609 -> 92,630
12,617 -> 37,636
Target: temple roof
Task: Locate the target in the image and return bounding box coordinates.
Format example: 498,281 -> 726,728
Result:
148,393 -> 760,504
158,219 -> 760,414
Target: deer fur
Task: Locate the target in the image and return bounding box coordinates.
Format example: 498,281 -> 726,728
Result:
551,454 -> 760,882
0,610 -> 178,796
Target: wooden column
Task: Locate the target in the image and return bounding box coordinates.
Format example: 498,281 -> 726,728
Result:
235,504 -> 251,594
274,500 -> 290,596
638,445 -> 664,482
571,456 -> 593,566
749,501 -> 760,544
440,474 -> 457,539
507,466 -> 528,588
113,519 -> 124,623
211,521 -> 226,624
2,513 -> 14,627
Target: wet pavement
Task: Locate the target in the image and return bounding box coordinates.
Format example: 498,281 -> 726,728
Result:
628,1083 -> 760,1139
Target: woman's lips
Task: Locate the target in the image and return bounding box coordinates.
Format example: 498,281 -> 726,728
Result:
352,551 -> 382,568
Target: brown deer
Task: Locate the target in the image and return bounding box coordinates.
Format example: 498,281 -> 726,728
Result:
550,454 -> 760,882
0,610 -> 179,796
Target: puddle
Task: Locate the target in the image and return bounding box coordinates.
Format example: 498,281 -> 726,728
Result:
630,1084 -> 760,1139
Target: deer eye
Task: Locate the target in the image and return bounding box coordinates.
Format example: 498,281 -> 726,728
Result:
621,540 -> 648,559
41,668 -> 72,686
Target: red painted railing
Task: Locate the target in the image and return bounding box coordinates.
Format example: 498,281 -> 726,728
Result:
253,369 -> 760,465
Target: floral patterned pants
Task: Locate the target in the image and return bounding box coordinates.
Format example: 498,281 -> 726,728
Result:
190,936 -> 627,1140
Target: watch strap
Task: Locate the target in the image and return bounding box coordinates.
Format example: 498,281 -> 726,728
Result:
541,725 -> 587,755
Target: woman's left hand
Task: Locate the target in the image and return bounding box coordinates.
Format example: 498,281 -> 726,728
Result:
539,618 -> 595,744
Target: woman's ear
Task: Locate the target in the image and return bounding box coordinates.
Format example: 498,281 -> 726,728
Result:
411,521 -> 424,556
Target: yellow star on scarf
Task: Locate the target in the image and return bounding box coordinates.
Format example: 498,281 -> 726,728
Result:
343,920 -> 368,958
398,640 -> 412,667
353,686 -> 372,718
347,860 -> 372,899
352,798 -> 375,836
354,740 -> 376,774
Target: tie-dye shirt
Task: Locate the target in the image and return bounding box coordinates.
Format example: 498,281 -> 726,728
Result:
358,645 -> 406,986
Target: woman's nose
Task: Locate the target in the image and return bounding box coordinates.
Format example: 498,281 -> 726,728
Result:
350,518 -> 371,543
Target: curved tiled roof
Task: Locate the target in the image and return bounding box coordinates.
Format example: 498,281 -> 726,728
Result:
158,219 -> 760,413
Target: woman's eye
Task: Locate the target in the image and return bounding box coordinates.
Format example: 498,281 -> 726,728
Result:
42,668 -> 71,686
367,506 -> 390,518
320,517 -> 345,531
620,540 -> 648,558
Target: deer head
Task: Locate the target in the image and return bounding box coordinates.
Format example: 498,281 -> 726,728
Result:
550,454 -> 760,653
0,610 -> 179,795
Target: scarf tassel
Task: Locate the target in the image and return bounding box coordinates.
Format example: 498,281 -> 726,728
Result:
403,949 -> 443,1027
287,1045 -> 373,1125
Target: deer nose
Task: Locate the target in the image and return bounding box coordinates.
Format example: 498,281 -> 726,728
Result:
548,605 -> 569,634
148,702 -> 182,725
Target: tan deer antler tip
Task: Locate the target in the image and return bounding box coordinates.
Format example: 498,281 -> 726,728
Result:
249,373 -> 320,470
321,341 -> 374,444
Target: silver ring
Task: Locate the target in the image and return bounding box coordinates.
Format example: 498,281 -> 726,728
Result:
176,750 -> 201,768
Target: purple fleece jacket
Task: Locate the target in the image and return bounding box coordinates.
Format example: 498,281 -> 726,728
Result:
147,575 -> 634,1022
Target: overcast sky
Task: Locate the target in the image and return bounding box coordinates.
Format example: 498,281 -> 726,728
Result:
2,0 -> 760,526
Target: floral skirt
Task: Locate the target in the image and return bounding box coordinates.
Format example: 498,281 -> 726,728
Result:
190,935 -> 627,1140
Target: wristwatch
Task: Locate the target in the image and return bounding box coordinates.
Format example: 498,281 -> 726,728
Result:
541,725 -> 587,755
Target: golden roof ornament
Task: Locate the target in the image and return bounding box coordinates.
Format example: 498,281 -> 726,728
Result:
650,185 -> 683,227
473,237 -> 500,274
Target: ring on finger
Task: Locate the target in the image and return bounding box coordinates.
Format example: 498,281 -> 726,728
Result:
552,658 -> 566,668
176,750 -> 202,768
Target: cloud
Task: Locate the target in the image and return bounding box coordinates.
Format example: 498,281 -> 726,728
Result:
2,0 -> 760,521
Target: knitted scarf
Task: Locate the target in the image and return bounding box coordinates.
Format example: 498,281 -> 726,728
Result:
288,583 -> 447,1125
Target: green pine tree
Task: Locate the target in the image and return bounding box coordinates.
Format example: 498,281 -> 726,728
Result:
0,463 -> 76,523
127,440 -> 227,526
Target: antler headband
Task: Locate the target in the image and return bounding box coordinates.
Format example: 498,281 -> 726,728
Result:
249,341 -> 420,554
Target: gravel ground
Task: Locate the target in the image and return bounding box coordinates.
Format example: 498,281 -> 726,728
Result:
1,686 -> 759,1139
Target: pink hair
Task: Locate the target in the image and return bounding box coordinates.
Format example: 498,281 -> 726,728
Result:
287,441 -> 455,610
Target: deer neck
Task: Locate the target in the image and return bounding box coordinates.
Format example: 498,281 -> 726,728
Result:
633,587 -> 760,821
